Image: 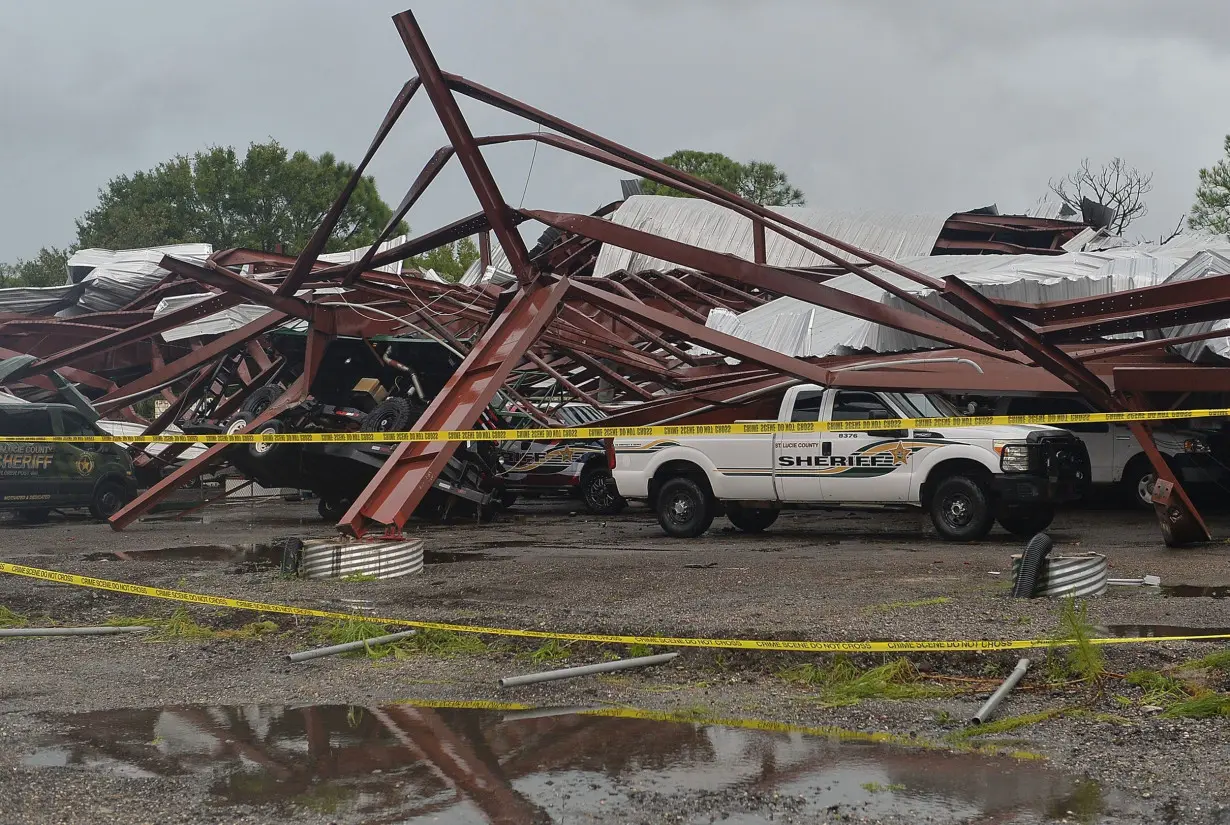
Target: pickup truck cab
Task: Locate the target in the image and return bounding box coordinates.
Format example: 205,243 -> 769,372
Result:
612,385 -> 1090,542
991,396 -> 1221,510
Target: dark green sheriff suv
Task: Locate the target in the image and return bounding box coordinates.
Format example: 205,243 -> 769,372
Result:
0,402 -> 137,523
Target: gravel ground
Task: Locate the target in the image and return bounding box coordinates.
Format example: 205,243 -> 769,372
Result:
1,498 -> 1228,824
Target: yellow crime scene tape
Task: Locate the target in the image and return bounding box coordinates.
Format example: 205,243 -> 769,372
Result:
0,406 -> 1227,445
2,561 -> 1228,652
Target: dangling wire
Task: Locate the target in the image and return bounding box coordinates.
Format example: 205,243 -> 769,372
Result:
518,123 -> 543,209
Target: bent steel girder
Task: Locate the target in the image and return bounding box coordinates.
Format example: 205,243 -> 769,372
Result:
473,130 -> 995,343
524,209 -> 1016,362
109,375 -> 307,531
277,77 -> 422,297
337,277 -> 571,536
394,10 -> 533,280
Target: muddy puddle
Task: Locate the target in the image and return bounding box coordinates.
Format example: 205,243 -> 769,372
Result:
84,543 -> 289,571
20,703 -> 1135,823
1160,584 -> 1230,598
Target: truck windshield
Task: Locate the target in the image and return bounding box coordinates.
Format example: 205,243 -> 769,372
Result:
886,393 -> 959,419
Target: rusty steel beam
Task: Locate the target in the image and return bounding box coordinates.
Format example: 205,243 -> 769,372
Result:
277,77 -> 421,297
622,272 -> 709,324
525,351 -> 605,408
17,292 -> 244,379
394,10 -> 533,280
95,311 -> 289,415
338,277 -> 571,536
525,209 -> 1017,362
563,348 -> 656,400
110,375 -> 306,530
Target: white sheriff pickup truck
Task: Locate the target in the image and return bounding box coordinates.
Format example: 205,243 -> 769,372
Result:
611,385 -> 1091,542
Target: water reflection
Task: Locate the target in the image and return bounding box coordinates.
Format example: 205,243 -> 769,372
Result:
24,703 -> 1120,823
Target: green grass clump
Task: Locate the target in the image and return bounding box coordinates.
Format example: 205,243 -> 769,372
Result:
528,638 -> 571,663
312,621 -> 486,659
780,656 -> 950,707
0,606 -> 29,628
870,597 -> 951,612
949,708 -> 1064,741
860,782 -> 906,793
1125,670 -> 1189,706
1183,650 -> 1230,672
108,608 -> 277,641
341,572 -> 379,583
1163,693 -> 1230,719
1047,598 -> 1104,682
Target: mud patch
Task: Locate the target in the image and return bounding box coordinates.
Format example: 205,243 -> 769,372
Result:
19,703 -> 1140,823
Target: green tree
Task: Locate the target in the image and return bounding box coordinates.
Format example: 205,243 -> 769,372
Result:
0,246 -> 71,288
75,140 -> 405,254
638,150 -> 805,206
410,237 -> 480,283
1190,136 -> 1230,236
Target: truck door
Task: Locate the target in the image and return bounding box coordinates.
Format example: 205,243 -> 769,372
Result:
0,407 -> 57,509
819,391 -> 913,502
52,409 -> 105,506
772,390 -> 825,501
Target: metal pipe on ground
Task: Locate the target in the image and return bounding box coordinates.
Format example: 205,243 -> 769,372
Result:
0,626 -> 151,637
499,652 -> 679,688
286,629 -> 418,662
971,658 -> 1031,725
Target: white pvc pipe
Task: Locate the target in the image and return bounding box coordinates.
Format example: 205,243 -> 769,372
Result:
499,652 -> 679,688
286,629 -> 417,662
971,658 -> 1030,724
0,626 -> 151,637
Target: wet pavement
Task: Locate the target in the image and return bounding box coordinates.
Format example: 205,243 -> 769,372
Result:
1101,624 -> 1230,639
19,702 -> 1136,823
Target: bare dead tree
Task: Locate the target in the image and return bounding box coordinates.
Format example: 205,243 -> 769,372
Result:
1155,214 -> 1185,245
1049,157 -> 1153,235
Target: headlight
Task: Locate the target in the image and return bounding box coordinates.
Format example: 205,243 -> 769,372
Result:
995,441 -> 1031,472
1184,438 -> 1209,454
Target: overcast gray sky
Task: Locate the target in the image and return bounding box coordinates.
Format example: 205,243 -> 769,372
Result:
3,0 -> 1229,262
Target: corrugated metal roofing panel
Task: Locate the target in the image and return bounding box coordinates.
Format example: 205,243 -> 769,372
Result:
591,195 -> 949,276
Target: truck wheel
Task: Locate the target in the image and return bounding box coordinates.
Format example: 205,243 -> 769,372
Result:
726,503 -> 780,533
361,398 -> 412,432
248,420 -> 291,462
656,477 -> 714,538
240,385 -> 282,417
1120,457 -> 1168,511
90,479 -> 133,521
224,413 -> 253,435
317,497 -> 351,522
929,475 -> 994,541
581,467 -> 626,515
996,505 -> 1055,538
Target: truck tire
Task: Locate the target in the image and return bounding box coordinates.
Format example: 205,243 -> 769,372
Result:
1120,456 -> 1169,511
224,413 -> 253,434
361,398 -> 412,432
726,503 -> 780,533
89,479 -> 134,521
240,385 -> 282,417
317,497 -> 351,522
248,420 -> 291,462
581,467 -> 626,515
996,505 -> 1055,538
656,477 -> 714,538
929,475 -> 994,542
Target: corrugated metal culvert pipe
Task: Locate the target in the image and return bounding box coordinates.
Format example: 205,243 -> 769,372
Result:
1011,536 -> 1108,598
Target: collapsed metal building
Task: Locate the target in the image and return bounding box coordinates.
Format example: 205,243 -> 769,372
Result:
6,8 -> 1230,545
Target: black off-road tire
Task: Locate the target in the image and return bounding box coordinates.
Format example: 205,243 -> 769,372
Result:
656,476 -> 714,538
581,467 -> 626,516
317,497 -> 351,522
240,385 -> 283,418
996,505 -> 1055,538
361,397 -> 413,432
726,503 -> 780,533
929,475 -> 994,542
